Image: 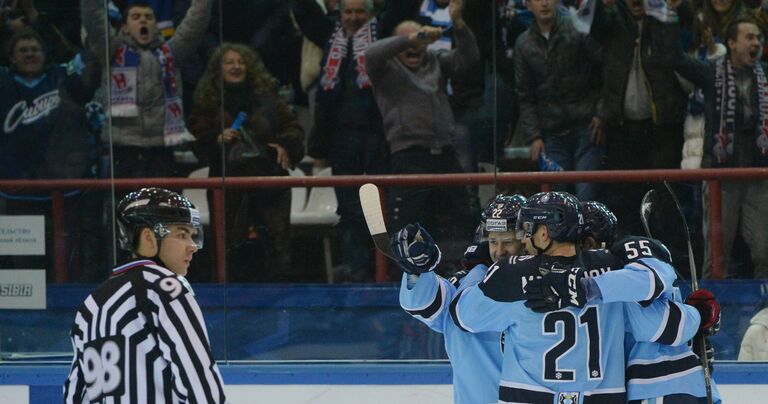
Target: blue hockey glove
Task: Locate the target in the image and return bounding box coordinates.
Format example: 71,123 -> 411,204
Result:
524,265 -> 587,313
391,223 -> 441,275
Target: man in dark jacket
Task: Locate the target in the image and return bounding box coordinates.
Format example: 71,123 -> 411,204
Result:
293,0 -> 391,282
591,0 -> 689,236
517,0 -> 604,201
673,16 -> 768,279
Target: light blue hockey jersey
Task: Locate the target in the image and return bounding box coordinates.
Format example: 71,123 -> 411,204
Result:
400,266 -> 501,404
450,251 -> 698,404
595,253 -> 722,403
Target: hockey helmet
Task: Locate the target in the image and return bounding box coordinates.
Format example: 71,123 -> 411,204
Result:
516,191 -> 583,242
581,201 -> 618,248
480,194 -> 527,235
116,187 -> 203,251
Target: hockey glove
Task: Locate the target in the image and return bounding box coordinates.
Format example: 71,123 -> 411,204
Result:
685,289 -> 721,336
461,241 -> 493,270
524,266 -> 587,313
391,223 -> 441,275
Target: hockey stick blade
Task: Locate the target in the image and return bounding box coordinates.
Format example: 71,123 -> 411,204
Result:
359,183 -> 396,260
640,189 -> 657,239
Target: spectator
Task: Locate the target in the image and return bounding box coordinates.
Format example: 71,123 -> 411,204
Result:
189,43 -> 304,282
293,0 -> 391,282
699,0 -> 748,41
116,0 -> 179,38
0,29 -> 100,278
0,0 -> 80,66
591,0 -> 690,238
82,0 -> 211,178
0,29 -> 97,181
385,0 -> 504,198
518,0 -> 604,201
680,24 -> 727,170
739,302 -> 768,360
672,16 -> 768,279
205,0 -> 302,98
365,0 -> 479,266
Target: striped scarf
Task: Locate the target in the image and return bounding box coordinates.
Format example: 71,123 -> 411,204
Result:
320,18 -> 377,91
712,57 -> 768,164
112,43 -> 194,146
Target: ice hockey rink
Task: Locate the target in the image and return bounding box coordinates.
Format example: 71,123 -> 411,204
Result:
1,283 -> 767,403
1,362 -> 768,403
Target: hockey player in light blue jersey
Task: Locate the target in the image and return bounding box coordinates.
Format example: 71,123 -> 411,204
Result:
449,192 -> 701,404
393,194 -> 526,404
577,201 -> 722,404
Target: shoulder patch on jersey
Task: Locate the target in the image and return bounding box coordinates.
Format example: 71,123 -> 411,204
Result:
154,276 -> 187,300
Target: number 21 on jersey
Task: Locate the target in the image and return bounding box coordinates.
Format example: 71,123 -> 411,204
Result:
542,305 -> 602,381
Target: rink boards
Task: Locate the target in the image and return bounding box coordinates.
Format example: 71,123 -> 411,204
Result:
1,362 -> 767,404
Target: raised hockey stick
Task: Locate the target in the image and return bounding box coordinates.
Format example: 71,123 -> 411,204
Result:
662,181 -> 713,404
640,184 -> 713,404
662,182 -> 700,290
359,183 -> 396,260
639,188 -> 657,239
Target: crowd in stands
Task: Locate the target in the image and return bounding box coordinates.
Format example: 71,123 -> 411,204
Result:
1,0 -> 768,286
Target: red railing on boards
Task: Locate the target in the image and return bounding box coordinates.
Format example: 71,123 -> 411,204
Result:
3,167 -> 768,283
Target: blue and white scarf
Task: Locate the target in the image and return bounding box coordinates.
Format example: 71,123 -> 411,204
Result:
111,43 -> 194,146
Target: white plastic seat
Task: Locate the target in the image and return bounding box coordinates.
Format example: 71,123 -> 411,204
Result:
288,167 -> 308,217
290,167 -> 340,226
182,166 -> 210,226
290,167 -> 339,282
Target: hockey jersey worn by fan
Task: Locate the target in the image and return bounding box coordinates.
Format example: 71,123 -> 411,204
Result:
450,250 -> 697,404
63,260 -> 226,403
0,56 -> 94,181
400,265 -> 501,404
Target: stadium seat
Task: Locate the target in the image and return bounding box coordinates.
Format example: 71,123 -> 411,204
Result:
288,167 -> 308,216
290,167 -> 339,283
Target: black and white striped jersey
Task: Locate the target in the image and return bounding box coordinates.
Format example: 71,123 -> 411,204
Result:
63,259 -> 226,403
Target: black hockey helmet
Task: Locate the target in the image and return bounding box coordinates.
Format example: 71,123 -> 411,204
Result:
581,201 -> 618,248
516,191 -> 583,242
480,194 -> 527,233
116,187 -> 203,252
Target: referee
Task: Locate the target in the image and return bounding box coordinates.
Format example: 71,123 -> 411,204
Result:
64,188 -> 226,403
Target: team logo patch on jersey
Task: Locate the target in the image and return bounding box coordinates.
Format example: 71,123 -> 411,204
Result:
557,392 -> 580,404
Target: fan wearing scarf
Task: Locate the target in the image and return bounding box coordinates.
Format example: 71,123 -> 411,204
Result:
81,0 -> 211,178
294,0 -> 391,282
672,15 -> 768,279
